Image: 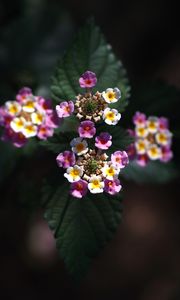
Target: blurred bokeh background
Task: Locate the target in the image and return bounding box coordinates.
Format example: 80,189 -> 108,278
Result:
0,0 -> 180,299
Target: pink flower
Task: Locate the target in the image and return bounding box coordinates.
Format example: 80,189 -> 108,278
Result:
37,125 -> 54,140
79,71 -> 97,88
133,112 -> 146,126
78,120 -> 96,138
1,128 -> 27,147
111,151 -> 129,168
95,132 -> 112,149
56,151 -> 76,168
104,179 -> 122,195
159,117 -> 169,131
12,132 -> 27,148
36,97 -> 53,114
160,146 -> 173,162
0,108 -> 13,127
70,180 -> 88,198
136,154 -> 149,167
16,87 -> 32,102
45,111 -> 60,128
56,101 -> 74,118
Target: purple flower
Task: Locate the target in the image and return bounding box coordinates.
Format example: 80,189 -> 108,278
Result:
1,128 -> 27,148
78,120 -> 96,138
70,180 -> 88,198
56,151 -> 76,168
37,125 -> 54,140
56,101 -> 74,118
79,71 -> 97,88
133,112 -> 146,126
136,154 -> 149,167
16,87 -> 32,102
104,179 -> 122,195
36,97 -> 53,113
45,111 -> 60,128
111,151 -> 129,168
159,117 -> 169,131
12,132 -> 27,148
160,146 -> 173,162
95,132 -> 112,149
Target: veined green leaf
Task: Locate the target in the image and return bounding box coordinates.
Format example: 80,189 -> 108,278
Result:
51,20 -> 130,113
42,176 -> 123,280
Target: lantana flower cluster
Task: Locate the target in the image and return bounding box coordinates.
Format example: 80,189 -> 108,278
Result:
0,87 -> 58,147
56,71 -> 129,198
56,135 -> 129,198
128,112 -> 173,166
56,70 -> 121,125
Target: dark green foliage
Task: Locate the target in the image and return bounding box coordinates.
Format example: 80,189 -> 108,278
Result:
51,20 -> 130,112
40,131 -> 76,153
42,174 -> 123,280
122,160 -> 178,184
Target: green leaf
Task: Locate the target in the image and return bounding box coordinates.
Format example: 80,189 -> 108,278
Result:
42,175 -> 123,280
39,131 -> 76,153
51,19 -> 130,112
122,160 -> 178,184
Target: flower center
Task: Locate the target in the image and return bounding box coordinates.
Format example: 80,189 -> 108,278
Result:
85,79 -> 92,85
76,143 -> 84,152
84,100 -> 98,113
106,112 -> 115,120
87,159 -> 98,173
92,180 -> 100,188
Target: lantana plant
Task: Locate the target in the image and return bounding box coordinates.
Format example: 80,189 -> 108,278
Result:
0,20 -> 178,281
55,71 -> 129,198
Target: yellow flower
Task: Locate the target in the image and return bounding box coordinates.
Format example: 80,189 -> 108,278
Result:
102,88 -> 121,103
5,101 -> 21,116
10,117 -> 26,133
31,112 -> 44,125
64,165 -> 83,182
22,122 -> 37,138
147,144 -> 162,160
103,108 -> 121,125
88,175 -> 104,193
135,139 -> 148,154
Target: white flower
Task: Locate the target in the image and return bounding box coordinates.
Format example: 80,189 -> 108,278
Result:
146,117 -> 159,134
5,101 -> 21,116
102,87 -> 121,103
155,130 -> 172,146
102,164 -> 120,180
31,111 -> 44,125
70,137 -> 88,156
22,99 -> 35,113
88,175 -> 104,194
103,108 -> 121,125
135,139 -> 149,155
22,122 -> 37,138
135,125 -> 148,138
147,144 -> 162,160
64,165 -> 83,182
10,117 -> 26,133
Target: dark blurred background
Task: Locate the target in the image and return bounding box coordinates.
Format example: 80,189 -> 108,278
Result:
0,0 -> 180,299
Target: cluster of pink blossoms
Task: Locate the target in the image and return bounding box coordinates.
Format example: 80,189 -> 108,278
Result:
56,71 -> 129,198
128,112 -> 173,166
56,71 -> 121,125
0,87 -> 58,147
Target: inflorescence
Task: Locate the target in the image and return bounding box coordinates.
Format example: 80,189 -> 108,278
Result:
0,88 -> 59,147
56,71 -> 129,198
127,112 -> 173,166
